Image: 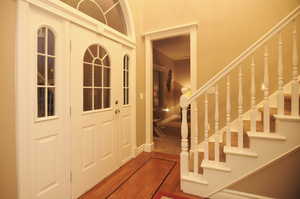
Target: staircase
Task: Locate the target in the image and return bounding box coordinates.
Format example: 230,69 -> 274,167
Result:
179,6 -> 300,198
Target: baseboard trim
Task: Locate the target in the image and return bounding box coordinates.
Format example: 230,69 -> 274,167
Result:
144,142 -> 154,152
211,189 -> 274,199
135,144 -> 145,156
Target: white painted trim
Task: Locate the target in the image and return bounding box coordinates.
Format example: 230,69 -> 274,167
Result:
208,145 -> 300,197
135,144 -> 145,156
23,0 -> 136,48
145,23 -> 198,152
273,114 -> 300,122
212,189 -> 274,199
16,2 -> 31,199
144,142 -> 154,153
183,5 -> 300,107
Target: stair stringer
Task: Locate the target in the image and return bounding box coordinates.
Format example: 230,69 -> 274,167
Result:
181,117 -> 300,198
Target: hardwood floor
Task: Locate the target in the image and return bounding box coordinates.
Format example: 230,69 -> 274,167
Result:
79,152 -> 204,199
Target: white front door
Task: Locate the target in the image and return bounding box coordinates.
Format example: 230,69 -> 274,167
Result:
70,23 -> 132,198
28,5 -> 69,199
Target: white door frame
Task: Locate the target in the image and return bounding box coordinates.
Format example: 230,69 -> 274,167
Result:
144,23 -> 198,152
16,0 -> 137,198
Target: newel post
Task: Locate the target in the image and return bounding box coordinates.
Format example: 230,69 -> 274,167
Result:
180,95 -> 189,177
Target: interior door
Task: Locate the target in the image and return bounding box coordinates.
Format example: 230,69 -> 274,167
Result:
70,23 -> 122,198
28,5 -> 69,199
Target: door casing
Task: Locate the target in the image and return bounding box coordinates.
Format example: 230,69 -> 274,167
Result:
144,23 -> 198,152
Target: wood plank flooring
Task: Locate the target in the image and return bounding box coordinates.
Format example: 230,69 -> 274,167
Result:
79,152 -> 203,199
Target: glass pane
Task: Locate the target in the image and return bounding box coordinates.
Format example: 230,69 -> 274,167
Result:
94,88 -> 102,110
47,29 -> 55,56
37,55 -> 45,85
94,66 -> 102,87
48,88 -> 55,116
83,88 -> 93,111
103,68 -> 110,87
37,27 -> 46,54
106,4 -> 127,34
123,71 -> 126,87
123,88 -> 126,105
124,55 -> 129,70
94,58 -> 102,65
89,45 -> 98,57
48,57 -> 55,86
84,50 -> 93,63
103,88 -> 110,108
83,64 -> 92,87
59,0 -> 77,8
126,71 -> 129,87
37,87 -> 45,117
103,55 -> 110,66
98,0 -> 119,12
99,46 -> 107,59
78,0 -> 106,23
126,88 -> 129,104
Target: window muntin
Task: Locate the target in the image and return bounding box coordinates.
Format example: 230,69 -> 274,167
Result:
37,27 -> 56,118
59,0 -> 127,35
123,55 -> 129,105
83,44 -> 111,112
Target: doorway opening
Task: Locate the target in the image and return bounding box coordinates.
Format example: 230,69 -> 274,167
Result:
152,35 -> 191,155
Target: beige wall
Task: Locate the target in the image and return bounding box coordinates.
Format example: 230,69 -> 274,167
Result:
230,147 -> 300,198
127,0 -> 300,145
0,0 -> 17,199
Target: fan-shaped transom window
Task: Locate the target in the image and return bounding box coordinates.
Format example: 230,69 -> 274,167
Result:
37,27 -> 56,118
83,44 -> 111,111
60,0 -> 127,35
123,55 -> 129,105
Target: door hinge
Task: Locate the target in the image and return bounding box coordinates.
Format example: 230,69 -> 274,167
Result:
70,171 -> 72,183
69,106 -> 72,117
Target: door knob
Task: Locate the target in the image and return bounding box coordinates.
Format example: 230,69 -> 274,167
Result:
115,109 -> 120,114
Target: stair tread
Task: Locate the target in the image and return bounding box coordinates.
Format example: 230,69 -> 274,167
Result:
223,146 -> 258,157
247,131 -> 286,140
201,160 -> 231,172
182,174 -> 208,185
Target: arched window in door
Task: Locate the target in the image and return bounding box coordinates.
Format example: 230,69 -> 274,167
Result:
37,26 -> 56,118
83,44 -> 111,111
59,0 -> 127,35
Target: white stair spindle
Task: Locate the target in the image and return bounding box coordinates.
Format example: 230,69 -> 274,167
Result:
277,33 -> 284,115
250,57 -> 257,133
292,19 -> 299,116
226,76 -> 231,147
215,84 -> 220,162
204,93 -> 209,161
193,107 -> 199,175
180,104 -> 189,176
263,46 -> 270,133
238,66 -> 244,148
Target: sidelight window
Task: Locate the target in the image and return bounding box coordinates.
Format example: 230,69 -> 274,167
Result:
37,27 -> 56,118
123,55 -> 129,105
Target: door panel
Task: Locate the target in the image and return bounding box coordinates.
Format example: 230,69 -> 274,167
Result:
70,23 -> 120,198
29,5 -> 68,199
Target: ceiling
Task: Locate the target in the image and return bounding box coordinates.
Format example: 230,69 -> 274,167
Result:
153,35 -> 190,61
